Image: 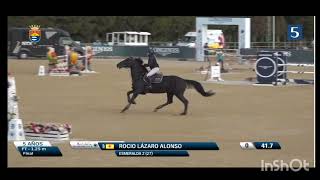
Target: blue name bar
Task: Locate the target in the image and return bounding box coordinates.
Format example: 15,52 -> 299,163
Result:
254,142 -> 281,149
115,150 -> 189,156
98,142 -> 219,150
17,146 -> 62,156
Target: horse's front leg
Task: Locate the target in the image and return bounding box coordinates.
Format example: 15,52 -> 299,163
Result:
121,93 -> 139,113
127,90 -> 136,104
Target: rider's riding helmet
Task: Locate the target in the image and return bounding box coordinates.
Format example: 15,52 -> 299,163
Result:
147,48 -> 155,56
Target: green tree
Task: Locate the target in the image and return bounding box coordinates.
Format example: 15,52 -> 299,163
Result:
8,16 -> 314,43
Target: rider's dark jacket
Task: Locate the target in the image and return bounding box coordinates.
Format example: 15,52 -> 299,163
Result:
146,54 -> 159,69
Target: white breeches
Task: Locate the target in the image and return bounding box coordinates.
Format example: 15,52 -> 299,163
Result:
147,67 -> 160,77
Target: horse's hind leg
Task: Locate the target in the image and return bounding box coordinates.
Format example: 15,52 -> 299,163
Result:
127,90 -> 136,104
121,93 -> 138,113
153,93 -> 174,112
175,93 -> 189,115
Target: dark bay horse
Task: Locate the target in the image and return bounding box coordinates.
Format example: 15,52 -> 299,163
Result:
116,57 -> 215,115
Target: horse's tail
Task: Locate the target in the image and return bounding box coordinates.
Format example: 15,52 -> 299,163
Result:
185,80 -> 215,97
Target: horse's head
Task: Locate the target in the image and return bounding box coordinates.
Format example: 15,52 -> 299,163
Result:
117,57 -> 136,69
117,57 -> 146,69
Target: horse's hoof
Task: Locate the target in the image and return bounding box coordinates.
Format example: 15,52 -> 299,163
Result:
153,109 -> 158,112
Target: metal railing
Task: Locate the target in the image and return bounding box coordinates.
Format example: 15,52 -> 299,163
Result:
148,41 -> 315,50
250,42 -> 314,49
80,41 -> 314,50
224,41 -> 314,50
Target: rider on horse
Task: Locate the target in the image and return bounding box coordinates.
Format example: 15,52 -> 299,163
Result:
144,48 -> 160,89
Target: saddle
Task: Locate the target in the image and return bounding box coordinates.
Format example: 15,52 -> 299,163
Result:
143,72 -> 163,83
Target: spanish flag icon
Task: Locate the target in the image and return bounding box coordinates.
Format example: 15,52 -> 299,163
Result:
105,144 -> 115,150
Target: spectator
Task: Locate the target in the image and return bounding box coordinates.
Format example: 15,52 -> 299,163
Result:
47,47 -> 58,72
204,43 -> 210,62
216,50 -> 227,72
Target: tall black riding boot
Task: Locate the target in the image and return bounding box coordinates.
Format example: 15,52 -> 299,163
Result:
146,76 -> 152,89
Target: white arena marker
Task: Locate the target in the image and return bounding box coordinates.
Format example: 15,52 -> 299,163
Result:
240,142 -> 255,150
8,119 -> 25,141
38,65 -> 46,76
207,65 -> 224,81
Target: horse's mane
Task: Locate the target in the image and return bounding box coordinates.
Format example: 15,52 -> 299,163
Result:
133,57 -> 147,72
134,57 -> 144,65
